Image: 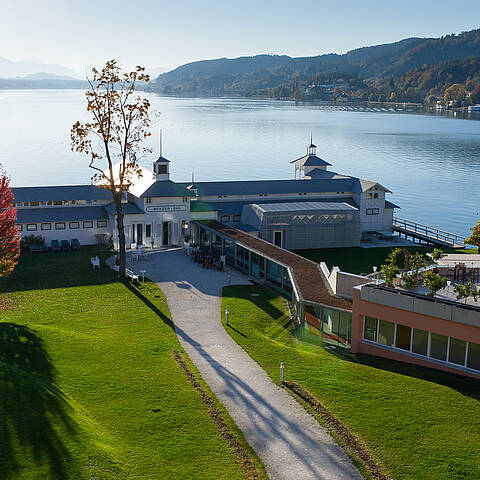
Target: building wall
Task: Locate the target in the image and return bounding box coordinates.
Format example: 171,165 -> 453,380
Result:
19,220 -> 110,245
351,288 -> 480,379
355,189 -> 390,232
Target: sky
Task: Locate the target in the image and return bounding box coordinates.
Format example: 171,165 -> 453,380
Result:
2,0 -> 480,73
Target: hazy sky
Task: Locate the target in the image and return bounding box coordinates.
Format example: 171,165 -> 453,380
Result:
2,0 -> 480,72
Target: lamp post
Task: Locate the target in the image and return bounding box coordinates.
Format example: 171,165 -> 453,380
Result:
225,309 -> 229,326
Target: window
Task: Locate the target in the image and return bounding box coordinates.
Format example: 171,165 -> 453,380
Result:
41,223 -> 51,230
157,164 -> 168,174
448,338 -> 466,366
233,215 -> 241,222
46,201 -> 53,206
367,193 -> 373,199
366,208 -> 379,215
429,333 -> 448,361
145,224 -> 152,237
467,342 -> 480,371
220,215 -> 230,222
97,220 -> 107,228
30,201 -> 39,207
363,316 -> 377,341
54,201 -> 62,206
182,196 -> 189,203
377,320 -> 395,346
412,328 -> 428,355
69,222 -> 80,229
26,224 -> 37,231
373,193 -> 379,199
273,231 -> 283,248
145,197 -> 152,204
83,221 -> 93,229
55,222 -> 65,230
395,324 -> 411,350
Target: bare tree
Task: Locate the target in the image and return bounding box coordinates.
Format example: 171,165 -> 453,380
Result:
71,60 -> 152,281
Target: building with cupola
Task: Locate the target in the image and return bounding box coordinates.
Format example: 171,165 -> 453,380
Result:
13,139 -> 399,250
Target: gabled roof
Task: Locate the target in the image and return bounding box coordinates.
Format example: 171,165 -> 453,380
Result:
17,206 -> 108,224
141,180 -> 195,198
179,178 -> 357,197
104,202 -> 145,215
290,154 -> 331,167
12,185 -> 112,203
359,180 -> 391,193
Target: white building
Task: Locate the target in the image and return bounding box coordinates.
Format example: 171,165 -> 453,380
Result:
14,141 -> 399,250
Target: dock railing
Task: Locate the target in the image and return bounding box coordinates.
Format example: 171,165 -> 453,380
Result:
393,216 -> 466,248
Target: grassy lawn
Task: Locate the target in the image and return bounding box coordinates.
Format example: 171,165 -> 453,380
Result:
296,246 -> 477,275
222,284 -> 480,480
0,247 -> 263,480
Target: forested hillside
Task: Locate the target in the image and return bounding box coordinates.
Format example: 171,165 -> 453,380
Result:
150,29 -> 480,105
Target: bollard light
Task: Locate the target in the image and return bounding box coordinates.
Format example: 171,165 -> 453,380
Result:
280,362 -> 285,384
225,309 -> 229,326
227,274 -> 231,286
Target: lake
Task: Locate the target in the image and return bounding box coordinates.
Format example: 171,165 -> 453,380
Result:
0,89 -> 479,236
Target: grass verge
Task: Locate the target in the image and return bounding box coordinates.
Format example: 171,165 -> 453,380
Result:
222,284 -> 480,480
0,247 -> 262,479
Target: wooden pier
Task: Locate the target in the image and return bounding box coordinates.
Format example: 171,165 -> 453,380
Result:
392,217 -> 466,249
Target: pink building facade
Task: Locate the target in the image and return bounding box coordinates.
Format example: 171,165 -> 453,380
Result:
351,285 -> 480,379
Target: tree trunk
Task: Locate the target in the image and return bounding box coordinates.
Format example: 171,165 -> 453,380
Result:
113,193 -> 127,282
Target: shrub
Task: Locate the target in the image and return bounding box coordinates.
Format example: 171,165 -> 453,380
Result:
20,234 -> 45,249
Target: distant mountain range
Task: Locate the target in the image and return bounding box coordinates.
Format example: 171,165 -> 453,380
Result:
0,56 -> 80,79
149,28 -> 480,103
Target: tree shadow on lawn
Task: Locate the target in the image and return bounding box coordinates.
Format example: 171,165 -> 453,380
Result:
0,323 -> 80,479
0,247 -> 116,294
325,346 -> 480,400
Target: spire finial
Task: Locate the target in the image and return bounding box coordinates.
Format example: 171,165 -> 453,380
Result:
159,128 -> 163,157
310,132 -> 313,145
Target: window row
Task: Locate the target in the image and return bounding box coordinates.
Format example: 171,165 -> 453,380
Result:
220,215 -> 241,223
364,316 -> 480,372
366,208 -> 379,215
19,220 -> 108,232
20,200 -> 99,207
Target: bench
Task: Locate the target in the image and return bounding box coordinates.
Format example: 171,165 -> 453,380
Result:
126,268 -> 139,284
91,256 -> 100,269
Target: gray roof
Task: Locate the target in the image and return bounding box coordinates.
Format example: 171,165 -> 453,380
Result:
180,178 -> 360,196
359,179 -> 391,193
290,154 -> 331,167
252,201 -> 358,213
12,185 -> 112,203
190,197 -> 359,216
385,200 -> 400,209
141,180 -> 194,198
307,168 -> 353,180
17,206 -> 108,224
154,156 -> 171,163
104,202 -> 144,215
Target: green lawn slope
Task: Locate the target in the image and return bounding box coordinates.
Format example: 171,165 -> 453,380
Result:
222,284 -> 480,480
0,248 -> 258,480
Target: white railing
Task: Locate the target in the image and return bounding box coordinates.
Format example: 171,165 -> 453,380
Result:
393,216 -> 466,247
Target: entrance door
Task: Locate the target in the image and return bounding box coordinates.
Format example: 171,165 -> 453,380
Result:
162,222 -> 169,246
136,224 -> 143,245
273,230 -> 283,248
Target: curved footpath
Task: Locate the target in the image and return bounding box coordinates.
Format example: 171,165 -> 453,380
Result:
145,248 -> 363,480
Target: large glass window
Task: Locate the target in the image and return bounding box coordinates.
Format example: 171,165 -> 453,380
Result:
467,342 -> 480,371
412,328 -> 428,356
378,320 -> 394,346
430,333 -> 448,361
395,324 -> 411,351
448,338 -> 466,366
364,316 -> 377,342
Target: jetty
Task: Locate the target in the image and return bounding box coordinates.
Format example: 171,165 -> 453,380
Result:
393,216 -> 466,248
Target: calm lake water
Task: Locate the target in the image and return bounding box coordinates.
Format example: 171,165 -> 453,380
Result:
1,89 -> 479,236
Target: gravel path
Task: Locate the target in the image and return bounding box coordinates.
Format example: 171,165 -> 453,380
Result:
143,248 -> 363,480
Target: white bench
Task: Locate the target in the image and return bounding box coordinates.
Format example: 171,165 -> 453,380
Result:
91,256 -> 100,269
126,268 -> 139,284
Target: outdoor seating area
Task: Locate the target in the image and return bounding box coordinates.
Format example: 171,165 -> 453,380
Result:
29,238 -> 81,253
190,247 -> 226,271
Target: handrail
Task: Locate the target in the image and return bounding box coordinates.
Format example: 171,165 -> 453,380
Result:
393,216 -> 466,247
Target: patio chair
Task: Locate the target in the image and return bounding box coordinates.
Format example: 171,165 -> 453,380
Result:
29,244 -> 39,254
91,256 -> 100,269
51,240 -> 61,252
71,239 -> 81,250
60,240 -> 71,252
